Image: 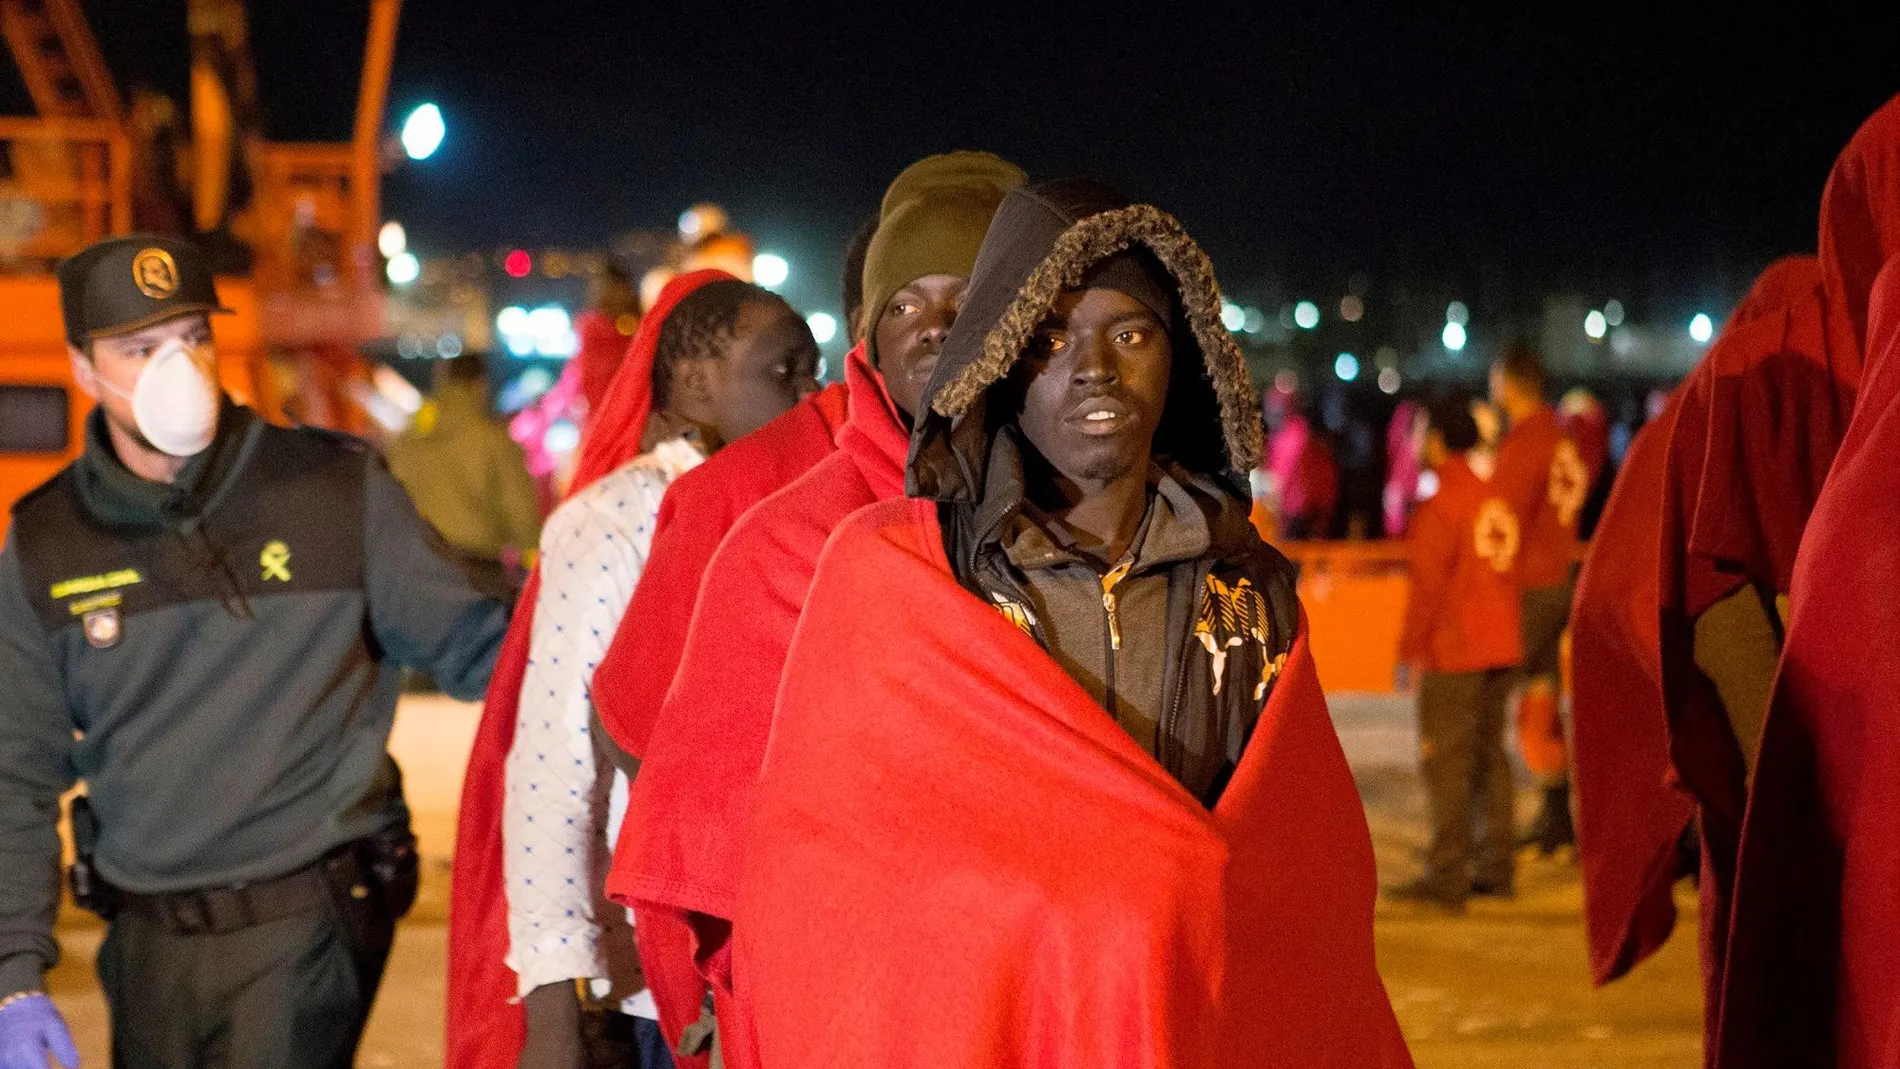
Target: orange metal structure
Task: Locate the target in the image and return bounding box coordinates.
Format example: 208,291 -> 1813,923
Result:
0,0 -> 403,539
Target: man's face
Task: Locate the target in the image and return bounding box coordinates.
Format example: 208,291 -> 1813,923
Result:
702,298 -> 821,446
1016,287 -> 1172,488
872,273 -> 965,419
69,313 -> 215,451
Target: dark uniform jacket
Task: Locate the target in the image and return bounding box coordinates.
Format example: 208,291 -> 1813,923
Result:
0,403 -> 507,995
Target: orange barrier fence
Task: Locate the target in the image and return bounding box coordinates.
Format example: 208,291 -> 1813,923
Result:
1278,540 -> 1414,694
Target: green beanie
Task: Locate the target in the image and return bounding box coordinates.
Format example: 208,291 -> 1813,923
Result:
859,151 -> 1025,362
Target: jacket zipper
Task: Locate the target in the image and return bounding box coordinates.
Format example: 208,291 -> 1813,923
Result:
1161,562 -> 1214,778
1099,561 -> 1133,719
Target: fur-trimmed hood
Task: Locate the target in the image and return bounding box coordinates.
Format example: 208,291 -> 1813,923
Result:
907,179 -> 1262,503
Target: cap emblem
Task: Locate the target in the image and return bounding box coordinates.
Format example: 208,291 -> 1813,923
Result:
132,248 -> 178,299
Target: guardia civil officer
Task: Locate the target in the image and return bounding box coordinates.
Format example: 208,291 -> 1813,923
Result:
0,235 -> 510,1069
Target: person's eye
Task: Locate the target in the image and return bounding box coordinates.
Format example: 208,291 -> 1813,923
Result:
1115,329 -> 1148,346
1035,334 -> 1066,354
893,300 -> 919,316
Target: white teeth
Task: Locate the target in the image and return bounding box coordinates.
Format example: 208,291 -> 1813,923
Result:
1086,411 -> 1115,421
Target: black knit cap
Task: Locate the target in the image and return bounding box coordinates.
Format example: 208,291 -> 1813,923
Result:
56,234 -> 232,346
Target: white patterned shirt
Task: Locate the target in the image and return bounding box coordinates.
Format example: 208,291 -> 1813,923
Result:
504,437 -> 704,1016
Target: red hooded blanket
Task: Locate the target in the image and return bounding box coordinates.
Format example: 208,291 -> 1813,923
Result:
1570,396 -> 1697,985
444,271 -> 728,1069
610,344 -> 907,1068
590,366 -> 852,760
730,497 -> 1413,1069
1715,99 -> 1900,1069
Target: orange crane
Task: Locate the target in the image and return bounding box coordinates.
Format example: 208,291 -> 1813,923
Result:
0,0 -> 404,537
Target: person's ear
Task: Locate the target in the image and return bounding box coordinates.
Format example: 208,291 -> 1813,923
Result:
69,344 -> 100,400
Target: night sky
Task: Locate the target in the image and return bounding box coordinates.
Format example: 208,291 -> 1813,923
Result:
26,4 -> 1900,323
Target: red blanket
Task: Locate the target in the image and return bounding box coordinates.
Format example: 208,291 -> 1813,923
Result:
610,344 -> 906,1069
444,271 -> 728,1069
591,371 -> 853,760
730,497 -> 1413,1069
1570,396 -> 1697,985
1715,102 -> 1900,1069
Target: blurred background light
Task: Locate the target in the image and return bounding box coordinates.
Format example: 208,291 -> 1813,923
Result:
1378,367 -> 1402,394
377,221 -> 407,259
385,251 -> 419,285
1442,320 -> 1468,351
1293,301 -> 1321,329
1446,300 -> 1469,326
752,253 -> 789,290
1584,309 -> 1608,340
1334,352 -> 1360,382
806,312 -> 838,345
1603,299 -> 1626,327
1690,312 -> 1714,343
1220,300 -> 1246,331
400,103 -> 445,161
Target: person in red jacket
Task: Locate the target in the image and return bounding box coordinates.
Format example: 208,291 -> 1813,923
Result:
1388,395 -> 1526,912
1491,345 -> 1583,853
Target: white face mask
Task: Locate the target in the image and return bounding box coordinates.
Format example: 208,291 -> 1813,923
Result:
99,338 -> 222,457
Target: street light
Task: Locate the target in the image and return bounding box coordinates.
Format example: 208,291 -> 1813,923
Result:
401,103 -> 445,161
385,251 -> 419,285
1442,320 -> 1468,352
752,253 -> 789,290
1689,313 -> 1714,344
806,312 -> 838,345
1584,309 -> 1608,341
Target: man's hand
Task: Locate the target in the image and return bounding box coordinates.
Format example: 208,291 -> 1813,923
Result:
0,993 -> 78,1069
515,981 -> 586,1069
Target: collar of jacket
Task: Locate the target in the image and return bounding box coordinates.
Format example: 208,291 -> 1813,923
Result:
74,398 -> 261,529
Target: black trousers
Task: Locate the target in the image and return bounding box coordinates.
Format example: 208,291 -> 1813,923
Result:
1417,668 -> 1517,897
96,897 -> 394,1069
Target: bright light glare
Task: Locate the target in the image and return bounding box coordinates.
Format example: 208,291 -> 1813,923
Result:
385,251 -> 420,285
528,305 -> 576,356
1220,301 -> 1246,332
1293,301 -> 1321,330
1378,367 -> 1402,394
1585,310 -> 1608,340
496,306 -> 529,336
1242,306 -> 1266,334
1690,313 -> 1714,343
752,253 -> 789,290
401,103 -> 445,161
544,421 -> 581,454
1442,320 -> 1468,351
1334,352 -> 1360,382
1446,301 -> 1469,326
377,221 -> 407,259
1603,299 -> 1626,327
806,312 -> 838,345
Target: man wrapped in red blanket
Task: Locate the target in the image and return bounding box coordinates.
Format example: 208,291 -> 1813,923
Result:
611,151 -> 1023,1068
731,179 -> 1412,1067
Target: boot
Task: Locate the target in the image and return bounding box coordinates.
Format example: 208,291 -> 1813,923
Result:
1518,783 -> 1576,856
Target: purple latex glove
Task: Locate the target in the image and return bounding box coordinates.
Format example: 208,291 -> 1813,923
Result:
0,994 -> 77,1069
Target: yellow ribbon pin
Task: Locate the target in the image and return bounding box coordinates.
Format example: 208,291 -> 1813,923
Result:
260,541 -> 292,583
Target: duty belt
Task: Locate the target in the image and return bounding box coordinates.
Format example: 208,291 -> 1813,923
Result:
116,844 -> 362,936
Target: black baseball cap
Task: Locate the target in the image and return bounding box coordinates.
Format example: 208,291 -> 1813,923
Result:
56,234 -> 233,347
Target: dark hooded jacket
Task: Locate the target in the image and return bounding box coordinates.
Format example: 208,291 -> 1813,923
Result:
909,179 -> 1298,805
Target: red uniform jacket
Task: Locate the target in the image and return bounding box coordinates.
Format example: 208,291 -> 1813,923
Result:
608,346 -> 906,1069
1494,405 -> 1584,592
1400,458 -> 1525,674
731,497 -> 1413,1069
